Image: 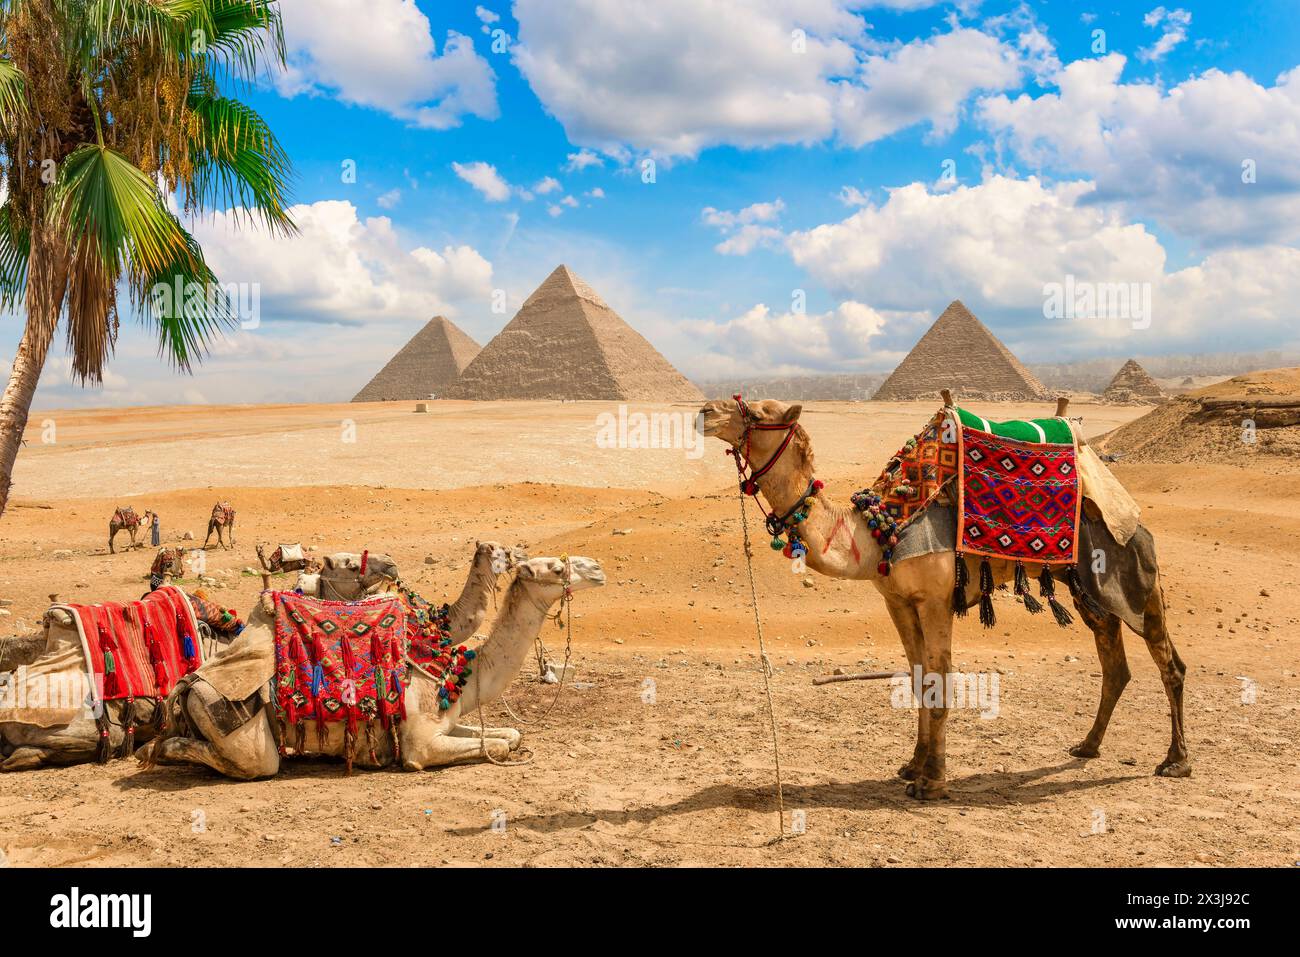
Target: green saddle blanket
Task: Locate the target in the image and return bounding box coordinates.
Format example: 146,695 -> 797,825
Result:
955,407 -> 1073,445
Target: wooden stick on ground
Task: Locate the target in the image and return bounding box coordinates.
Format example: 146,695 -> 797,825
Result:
813,670 -> 907,686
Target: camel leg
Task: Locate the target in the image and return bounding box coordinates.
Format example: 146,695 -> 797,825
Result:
450,723 -> 522,750
883,596 -> 929,780
0,746 -> 51,771
1069,606 -> 1129,758
109,527 -> 117,554
908,596 -> 954,800
401,731 -> 510,770
1141,583 -> 1191,778
202,523 -> 214,549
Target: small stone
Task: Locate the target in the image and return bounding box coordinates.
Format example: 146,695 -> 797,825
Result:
424,556 -> 435,565
613,528 -> 633,536
53,550 -> 73,560
802,578 -> 815,588
182,531 -> 194,540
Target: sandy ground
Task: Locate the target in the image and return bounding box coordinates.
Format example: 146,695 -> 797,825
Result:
1,399 -> 1297,867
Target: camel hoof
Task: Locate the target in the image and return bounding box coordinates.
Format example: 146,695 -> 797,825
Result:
1069,742 -> 1100,759
1155,759 -> 1192,778
897,762 -> 921,781
905,779 -> 950,801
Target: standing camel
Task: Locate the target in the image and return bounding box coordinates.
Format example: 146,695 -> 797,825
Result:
109,507 -> 153,554
142,556 -> 604,779
203,502 -> 236,550
701,398 -> 1189,800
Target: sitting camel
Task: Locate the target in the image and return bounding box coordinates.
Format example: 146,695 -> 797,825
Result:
701,397 -> 1188,800
109,506 -> 153,554
203,502 -> 236,550
143,555 -> 604,779
0,595 -> 236,771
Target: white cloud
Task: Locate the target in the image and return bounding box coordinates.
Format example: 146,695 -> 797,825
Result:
191,199 -> 493,325
377,188 -> 402,209
586,187 -> 606,199
276,1 -> 497,129
1139,7 -> 1191,62
513,1 -> 1027,157
979,55 -> 1300,244
564,149 -> 604,172
702,199 -> 787,255
683,300 -> 890,379
475,5 -> 499,24
534,176 -> 562,195
451,161 -> 513,201
784,173 -> 1300,355
834,28 -> 1025,146
561,195 -> 579,208
546,204 -> 563,218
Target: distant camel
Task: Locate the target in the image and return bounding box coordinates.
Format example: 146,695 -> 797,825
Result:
109,506 -> 152,554
203,502 -> 235,549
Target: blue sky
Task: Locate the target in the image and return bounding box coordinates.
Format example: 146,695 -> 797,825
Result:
7,0 -> 1300,407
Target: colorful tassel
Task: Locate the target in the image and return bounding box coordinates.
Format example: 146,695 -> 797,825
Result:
1014,562 -> 1043,614
978,559 -> 995,628
952,554 -> 969,617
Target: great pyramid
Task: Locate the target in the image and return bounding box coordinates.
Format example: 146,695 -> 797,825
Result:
873,300 -> 1050,401
442,265 -> 703,401
352,316 -> 481,402
1103,358 -> 1164,402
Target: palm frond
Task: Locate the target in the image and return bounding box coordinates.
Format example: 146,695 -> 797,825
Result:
186,91 -> 295,233
48,144 -> 230,377
0,202 -> 31,313
0,59 -> 29,133
204,0 -> 286,82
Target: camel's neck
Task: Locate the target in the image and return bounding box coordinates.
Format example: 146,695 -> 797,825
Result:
750,430 -> 882,582
445,562 -> 497,640
455,582 -> 552,713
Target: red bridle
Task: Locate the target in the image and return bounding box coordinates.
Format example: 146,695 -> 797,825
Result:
724,394 -> 799,496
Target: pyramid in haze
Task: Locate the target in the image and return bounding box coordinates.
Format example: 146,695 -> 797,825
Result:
873,300 -> 1050,401
352,316 -> 481,401
1103,358 -> 1164,401
443,265 -> 703,401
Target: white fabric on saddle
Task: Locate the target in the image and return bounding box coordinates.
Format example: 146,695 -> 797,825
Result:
193,609 -> 275,703
277,544 -> 304,563
0,614 -> 89,728
1069,423 -> 1141,547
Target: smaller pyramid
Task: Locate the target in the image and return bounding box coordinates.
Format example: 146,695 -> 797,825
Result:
873,300 -> 1049,401
352,316 -> 481,402
1103,358 -> 1164,402
443,265 -> 703,401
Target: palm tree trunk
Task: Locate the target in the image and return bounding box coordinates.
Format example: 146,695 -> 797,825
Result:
0,228 -> 67,518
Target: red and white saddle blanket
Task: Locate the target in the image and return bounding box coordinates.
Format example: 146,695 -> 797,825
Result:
56,586 -> 204,704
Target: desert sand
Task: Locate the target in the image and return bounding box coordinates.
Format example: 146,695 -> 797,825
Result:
1,398 -> 1297,867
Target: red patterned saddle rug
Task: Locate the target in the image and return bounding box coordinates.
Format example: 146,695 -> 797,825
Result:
64,585 -> 203,704
211,503 -> 235,525
957,426 -> 1079,565
112,506 -> 141,528
855,407 -> 1101,629
271,592 -> 407,771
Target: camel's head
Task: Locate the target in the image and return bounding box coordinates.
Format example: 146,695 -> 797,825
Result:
514,555 -> 605,600
700,397 -> 803,449
473,540 -> 525,575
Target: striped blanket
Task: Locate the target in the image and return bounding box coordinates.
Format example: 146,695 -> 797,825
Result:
59,586 -> 204,703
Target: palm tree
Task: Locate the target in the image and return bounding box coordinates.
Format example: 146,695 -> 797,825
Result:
0,0 -> 294,516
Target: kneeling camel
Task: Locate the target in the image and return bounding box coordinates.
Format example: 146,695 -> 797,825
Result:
144,555 -> 603,779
